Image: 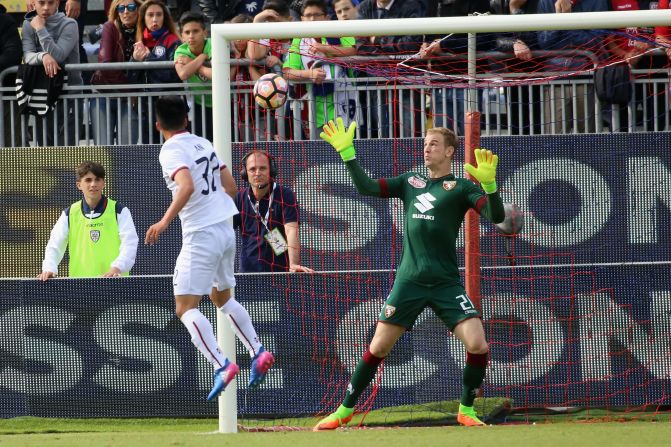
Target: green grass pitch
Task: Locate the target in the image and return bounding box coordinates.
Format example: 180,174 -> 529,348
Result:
3,397 -> 671,447
1,416 -> 671,447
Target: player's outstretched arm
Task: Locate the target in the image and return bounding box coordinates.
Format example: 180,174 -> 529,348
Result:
320,118 -> 382,197
145,170 -> 195,245
464,149 -> 505,224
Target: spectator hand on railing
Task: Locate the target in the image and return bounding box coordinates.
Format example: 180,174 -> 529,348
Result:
513,40 -> 532,61
554,0 -> 572,13
656,36 -> 671,59
419,40 -> 441,59
65,0 -> 81,19
42,54 -> 61,78
133,42 -> 150,61
265,55 -> 282,69
309,66 -> 326,84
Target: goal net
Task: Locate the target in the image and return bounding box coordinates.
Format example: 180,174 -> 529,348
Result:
208,9 -> 671,431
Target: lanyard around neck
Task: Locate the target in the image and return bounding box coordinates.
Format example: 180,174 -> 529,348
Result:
247,183 -> 275,231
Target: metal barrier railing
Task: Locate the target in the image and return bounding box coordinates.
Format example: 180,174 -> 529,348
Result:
1,52 -> 669,147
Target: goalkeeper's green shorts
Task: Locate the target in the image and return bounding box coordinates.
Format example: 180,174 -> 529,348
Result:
379,279 -> 481,331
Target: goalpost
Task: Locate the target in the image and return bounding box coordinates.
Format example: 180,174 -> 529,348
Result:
209,9 -> 671,433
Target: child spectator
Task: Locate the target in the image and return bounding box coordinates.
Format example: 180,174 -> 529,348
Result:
333,0 -> 358,20
22,0 -> 83,146
174,11 -> 213,140
246,0 -> 294,79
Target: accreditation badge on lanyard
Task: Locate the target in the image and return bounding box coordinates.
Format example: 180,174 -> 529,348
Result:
248,183 -> 288,256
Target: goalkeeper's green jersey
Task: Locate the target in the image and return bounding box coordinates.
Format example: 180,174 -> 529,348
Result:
345,160 -> 504,286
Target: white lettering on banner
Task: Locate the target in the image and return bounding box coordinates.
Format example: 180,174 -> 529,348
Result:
446,295 -> 565,386
336,298 -> 439,386
336,291 -> 671,387
628,157 -> 671,244
502,159 -> 612,247
0,306 -> 82,394
292,158 -> 670,253
93,304 -> 181,392
2,290 -> 670,396
578,291 -> 671,381
294,163 -> 379,252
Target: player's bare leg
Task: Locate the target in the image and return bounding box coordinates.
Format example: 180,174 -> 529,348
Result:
211,288 -> 275,388
453,317 -> 489,426
314,322 -> 406,431
176,295 -> 239,400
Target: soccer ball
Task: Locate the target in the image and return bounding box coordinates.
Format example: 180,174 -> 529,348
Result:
495,203 -> 525,235
253,73 -> 288,110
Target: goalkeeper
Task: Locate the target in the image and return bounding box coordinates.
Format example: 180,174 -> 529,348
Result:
315,119 -> 505,430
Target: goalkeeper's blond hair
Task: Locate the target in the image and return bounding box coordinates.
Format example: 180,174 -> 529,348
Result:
426,127 -> 457,151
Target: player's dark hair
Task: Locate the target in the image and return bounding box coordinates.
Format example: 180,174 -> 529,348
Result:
76,161 -> 105,180
262,0 -> 291,17
179,11 -> 208,30
301,0 -> 327,15
156,96 -> 188,131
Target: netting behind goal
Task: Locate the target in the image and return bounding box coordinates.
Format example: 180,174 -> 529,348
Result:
226,17 -> 671,142
2,133 -> 670,424
233,133 -> 671,425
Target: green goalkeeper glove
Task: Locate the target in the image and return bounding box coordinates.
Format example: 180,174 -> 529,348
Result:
320,118 -> 357,162
464,148 -> 499,194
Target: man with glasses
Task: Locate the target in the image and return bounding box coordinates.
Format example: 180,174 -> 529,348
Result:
282,0 -> 357,132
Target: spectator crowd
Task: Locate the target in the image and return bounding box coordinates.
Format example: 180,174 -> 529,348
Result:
1,0 -> 671,146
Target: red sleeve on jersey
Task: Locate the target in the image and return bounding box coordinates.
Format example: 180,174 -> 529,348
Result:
219,164 -> 227,170
378,178 -> 389,197
474,195 -> 488,214
171,165 -> 189,180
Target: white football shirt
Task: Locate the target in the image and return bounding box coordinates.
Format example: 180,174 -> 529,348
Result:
159,132 -> 238,233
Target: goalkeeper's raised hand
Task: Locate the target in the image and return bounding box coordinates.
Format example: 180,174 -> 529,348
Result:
320,118 -> 357,162
464,148 -> 499,194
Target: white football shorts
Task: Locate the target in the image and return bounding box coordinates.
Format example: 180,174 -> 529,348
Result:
173,220 -> 236,296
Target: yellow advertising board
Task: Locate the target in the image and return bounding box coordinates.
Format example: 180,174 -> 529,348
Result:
0,0 -> 27,13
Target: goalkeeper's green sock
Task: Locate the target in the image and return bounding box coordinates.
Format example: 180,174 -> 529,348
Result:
342,349 -> 384,408
461,352 -> 488,407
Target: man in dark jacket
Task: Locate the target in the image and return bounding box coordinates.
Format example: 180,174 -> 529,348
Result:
0,5 -> 23,147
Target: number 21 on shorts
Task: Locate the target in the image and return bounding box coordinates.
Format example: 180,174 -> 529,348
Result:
456,294 -> 475,311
